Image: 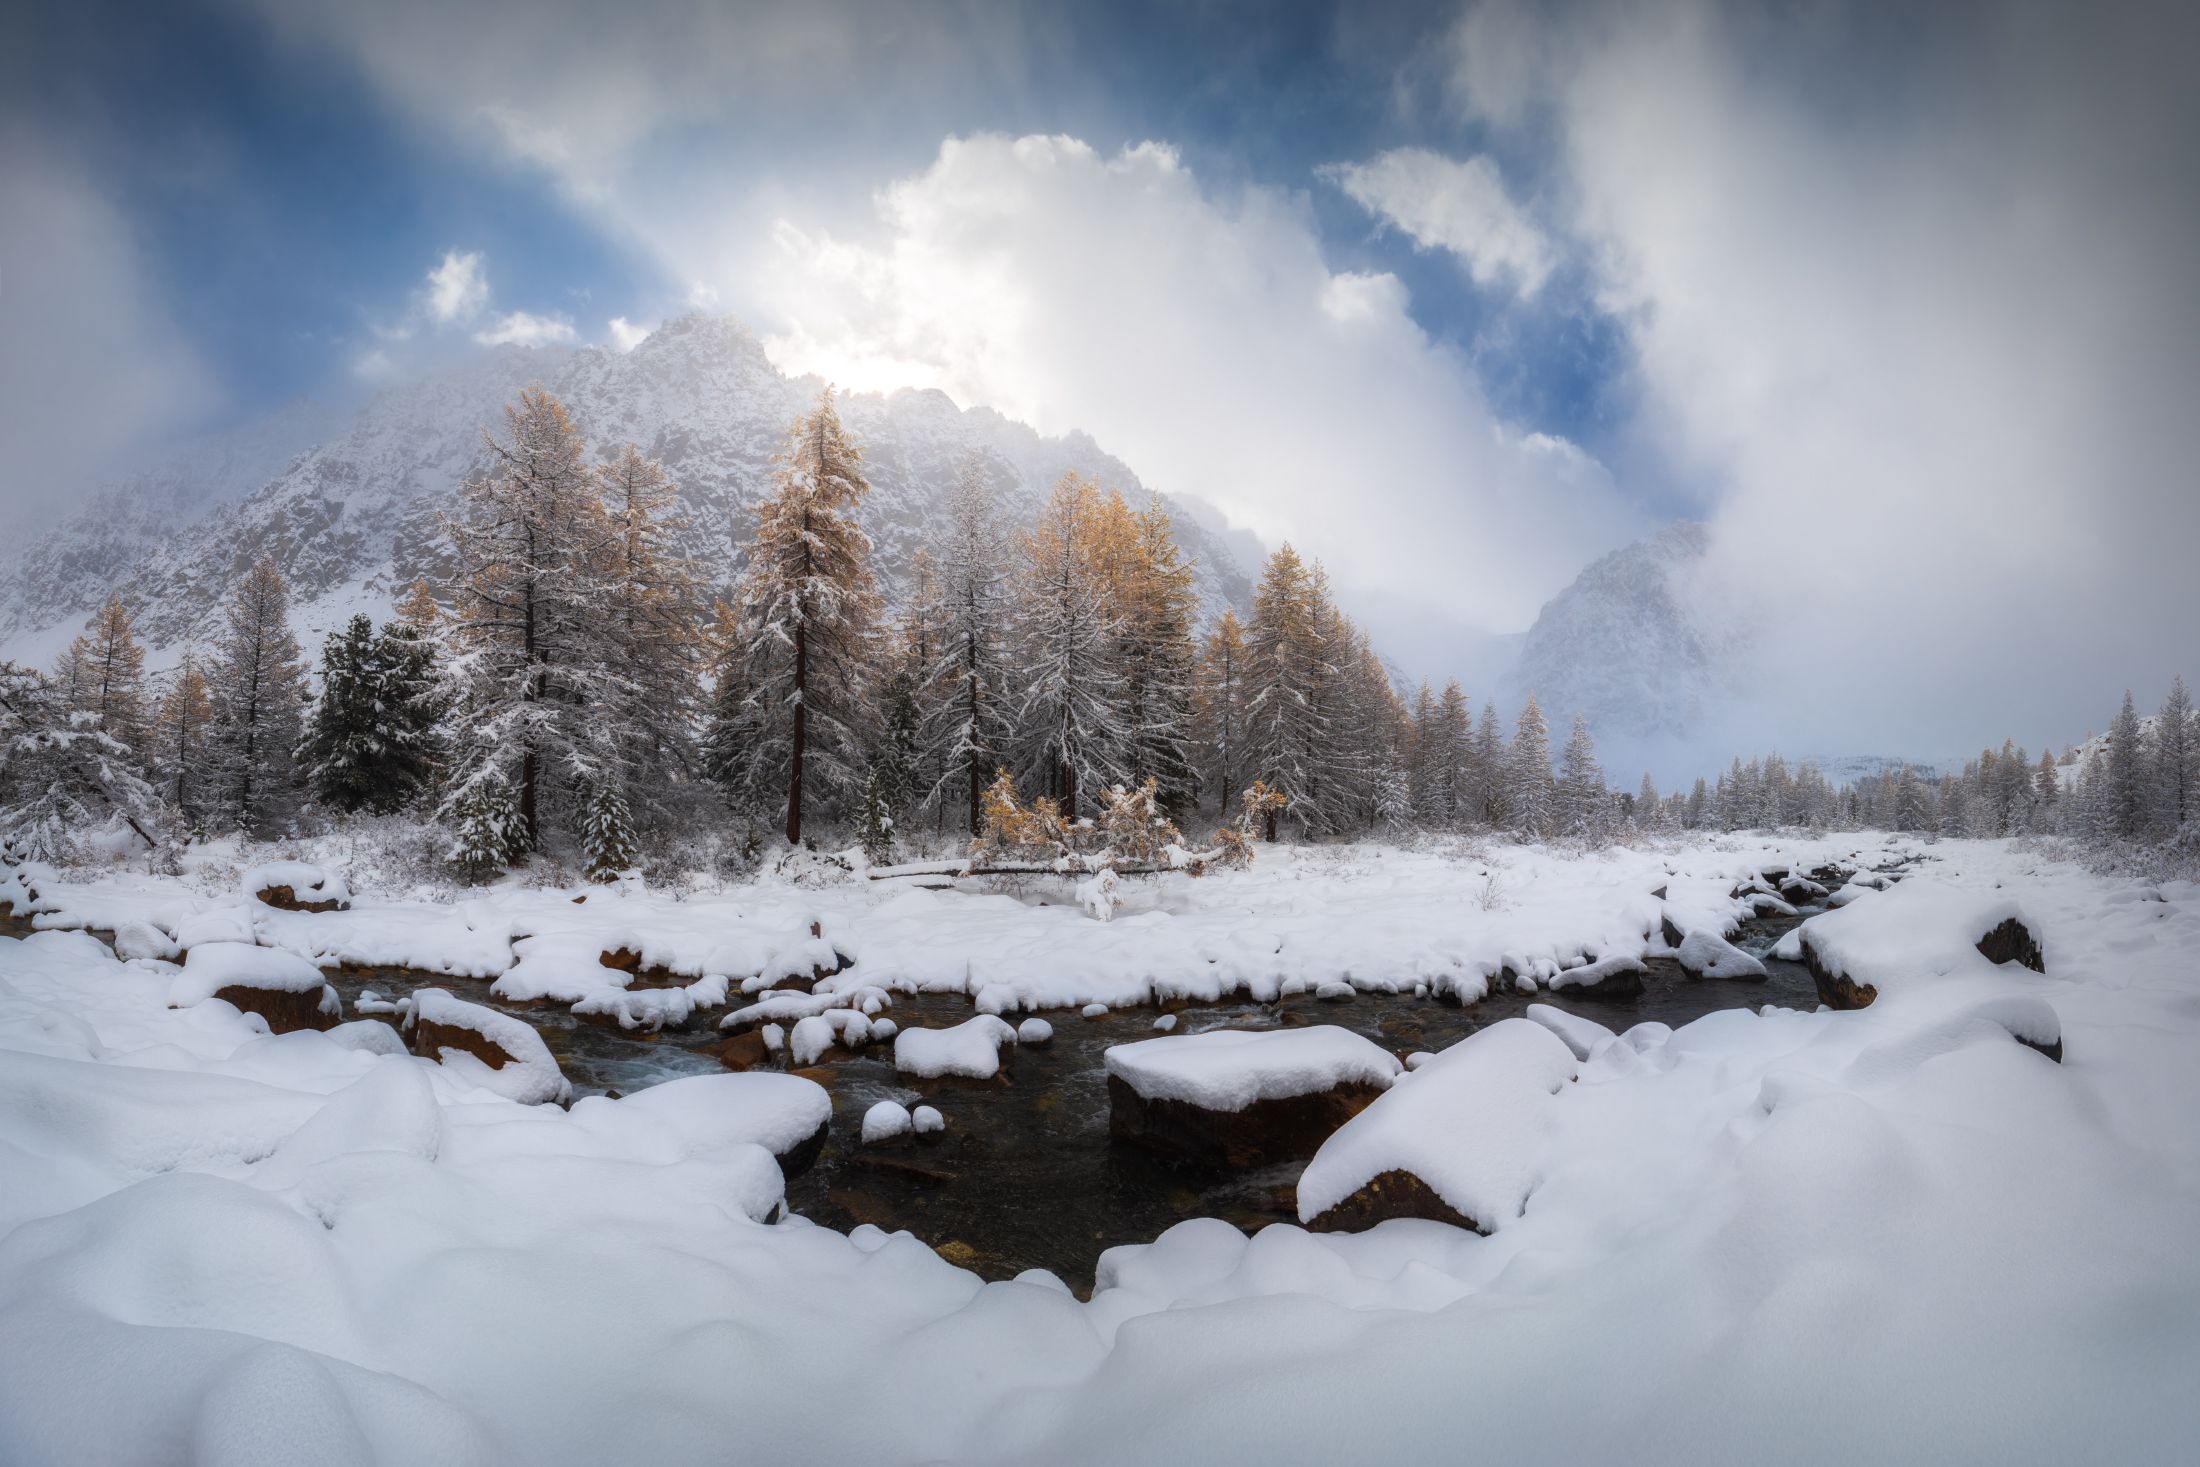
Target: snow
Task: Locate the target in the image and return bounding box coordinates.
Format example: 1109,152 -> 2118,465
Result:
894,1015 -> 1019,1079
1104,1026 -> 1401,1111
1017,1017 -> 1053,1045
1081,1003 -> 1109,1018
1296,1017 -> 1579,1229
912,1104 -> 945,1135
1676,927 -> 1769,979
863,1100 -> 914,1143
1524,1002 -> 1618,1061
1151,1012 -> 1177,1031
790,1013 -> 838,1065
171,941 -> 332,1003
5,834 -> 2200,1462
404,987 -> 571,1105
242,860 -> 351,908
1544,952 -> 1645,993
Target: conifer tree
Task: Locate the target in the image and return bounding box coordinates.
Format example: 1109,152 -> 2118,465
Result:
151,652 -> 214,830
64,594 -> 148,752
1191,609 -> 1250,815
2034,747 -> 2060,812
1507,694 -> 1555,838
2102,690 -> 2148,839
2153,675 -> 2197,834
208,556 -> 306,834
594,442 -> 702,816
1244,544 -> 1330,838
299,614 -> 440,815
705,387 -> 881,843
450,767 -> 526,881
1474,700 -> 1507,828
1433,679 -> 1471,824
857,768 -> 895,865
1637,772 -> 1661,830
579,780 -> 640,882
1116,494 -> 1199,816
0,662 -> 161,858
1556,713 -> 1606,838
442,387 -> 626,856
394,577 -> 442,630
1406,681 -> 1438,821
919,454 -> 1013,837
1011,472 -> 1127,821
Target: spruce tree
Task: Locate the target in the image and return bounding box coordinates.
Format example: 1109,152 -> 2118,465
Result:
1556,713 -> 1605,837
1507,695 -> 1555,838
208,556 -> 306,835
2154,675 -> 2197,834
1191,609 -> 1250,814
1244,544 -> 1329,838
1011,472 -> 1128,821
1117,494 -> 1199,817
1474,700 -> 1506,828
0,661 -> 161,858
857,768 -> 895,865
919,453 -> 1013,837
705,387 -> 880,844
579,780 -> 640,882
1434,679 -> 1471,824
300,614 -> 440,815
2103,690 -> 2148,839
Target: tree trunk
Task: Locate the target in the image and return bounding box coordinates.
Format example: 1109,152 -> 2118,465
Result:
965,665 -> 982,838
787,621 -> 807,845
520,577 -> 540,846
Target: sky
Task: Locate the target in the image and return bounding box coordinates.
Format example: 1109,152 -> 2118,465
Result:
2,0 -> 2196,766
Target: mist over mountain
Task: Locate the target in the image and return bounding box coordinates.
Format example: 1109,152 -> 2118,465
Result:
0,315 -> 1257,667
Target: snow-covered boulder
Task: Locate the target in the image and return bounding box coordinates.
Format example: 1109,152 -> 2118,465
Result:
1524,1003 -> 1618,1061
173,907 -> 257,949
1106,1026 -> 1402,1168
894,1015 -> 1019,1080
1298,1017 -> 1578,1234
112,920 -> 181,963
862,1100 -> 913,1144
1675,929 -> 1769,982
244,861 -> 350,913
404,988 -> 571,1105
1799,883 -> 2051,1010
171,942 -> 340,1033
1975,906 -> 2046,972
1017,1017 -> 1054,1046
1544,954 -> 1647,1001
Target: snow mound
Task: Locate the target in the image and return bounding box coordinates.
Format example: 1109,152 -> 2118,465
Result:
911,1104 -> 945,1135
1676,929 -> 1769,980
173,907 -> 257,949
862,1100 -> 913,1143
894,1015 -> 1019,1079
1105,1026 -> 1401,1112
1017,1017 -> 1053,1045
404,988 -> 570,1105
242,861 -> 350,911
1297,1017 -> 1577,1231
171,942 -> 329,1003
1524,1003 -> 1618,1061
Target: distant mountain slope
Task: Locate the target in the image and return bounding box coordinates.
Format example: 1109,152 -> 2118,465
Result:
1505,521 -> 1733,740
0,315 -> 1253,664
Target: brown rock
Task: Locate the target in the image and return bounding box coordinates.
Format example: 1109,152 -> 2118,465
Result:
253,885 -> 346,914
1801,938 -> 1878,1010
600,946 -> 643,972
214,983 -> 339,1034
1301,1167 -> 1484,1235
1107,1073 -> 1385,1169
777,1117 -> 830,1179
1976,917 -> 2045,973
414,1017 -> 516,1069
717,1030 -> 769,1072
1660,914 -> 1685,948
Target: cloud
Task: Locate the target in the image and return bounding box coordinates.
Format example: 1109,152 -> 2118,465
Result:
473,310 -> 576,347
0,125 -> 216,533
606,315 -> 651,351
752,133 -> 1642,659
424,249 -> 487,322
1444,0 -> 2200,756
1324,148 -> 1553,296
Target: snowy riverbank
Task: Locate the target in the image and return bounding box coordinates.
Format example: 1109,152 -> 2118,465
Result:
3,835 -> 2198,1462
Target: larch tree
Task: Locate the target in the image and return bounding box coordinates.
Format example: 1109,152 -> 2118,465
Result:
207,555 -> 306,835
1191,608 -> 1250,814
1474,700 -> 1506,828
920,455 -> 1013,837
1433,679 -> 1471,824
1243,544 -> 1329,839
1406,681 -> 1439,821
1117,494 -> 1199,817
595,442 -> 702,822
442,387 -> 625,860
706,387 -> 881,844
65,594 -> 149,752
1507,694 -> 1555,838
1011,472 -> 1128,821
2154,675 -> 2197,834
150,651 -> 214,829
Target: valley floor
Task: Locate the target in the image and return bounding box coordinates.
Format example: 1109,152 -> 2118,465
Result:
2,834 -> 2197,1462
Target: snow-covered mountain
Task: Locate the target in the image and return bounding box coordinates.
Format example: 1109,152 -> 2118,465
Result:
0,315 -> 1255,664
1505,521 -> 1735,740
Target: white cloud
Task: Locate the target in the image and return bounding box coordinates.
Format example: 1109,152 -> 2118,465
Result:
1446,0 -> 2200,754
606,315 -> 651,352
473,310 -> 577,347
424,249 -> 488,322
1324,148 -> 1553,295
753,133 -> 1641,649
0,126 -> 215,531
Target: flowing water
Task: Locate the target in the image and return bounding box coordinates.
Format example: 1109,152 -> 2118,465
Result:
325,901 -> 1827,1294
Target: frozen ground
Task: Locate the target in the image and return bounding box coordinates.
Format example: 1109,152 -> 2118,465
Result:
2,834 -> 2198,1462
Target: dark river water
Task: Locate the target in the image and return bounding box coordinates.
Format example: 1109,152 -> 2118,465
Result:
322,904 -> 1825,1293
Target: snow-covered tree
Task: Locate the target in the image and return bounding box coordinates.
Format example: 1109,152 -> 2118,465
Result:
919,454 -> 1014,837
705,387 -> 881,843
2153,675 -> 2197,835
442,387 -> 626,855
1191,609 -> 1250,817
578,779 -> 640,882
1010,472 -> 1127,821
594,442 -> 702,819
0,662 -> 161,859
150,652 -> 215,829
63,594 -> 149,752
1507,695 -> 1555,837
1474,701 -> 1507,828
2101,690 -> 2148,839
1244,544 -> 1331,838
208,556 -> 306,835
299,614 -> 442,815
1556,713 -> 1606,838
1117,494 -> 1199,817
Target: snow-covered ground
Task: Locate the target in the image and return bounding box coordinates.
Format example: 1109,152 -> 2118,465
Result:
3,834 -> 2198,1462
